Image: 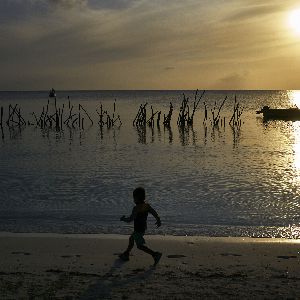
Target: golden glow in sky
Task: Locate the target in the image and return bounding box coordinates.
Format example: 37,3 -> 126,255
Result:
2,1 -> 300,90
289,8 -> 300,35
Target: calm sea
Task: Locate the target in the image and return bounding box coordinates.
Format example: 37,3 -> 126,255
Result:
1,90 -> 300,238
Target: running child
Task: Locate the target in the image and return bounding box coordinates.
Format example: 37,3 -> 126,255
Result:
119,187 -> 162,265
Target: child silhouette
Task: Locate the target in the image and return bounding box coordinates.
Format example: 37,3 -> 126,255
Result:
119,187 -> 162,265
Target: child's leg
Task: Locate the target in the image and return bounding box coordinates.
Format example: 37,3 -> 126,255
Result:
136,244 -> 156,256
119,234 -> 135,261
124,234 -> 134,255
137,244 -> 162,265
134,232 -> 156,256
134,233 -> 162,265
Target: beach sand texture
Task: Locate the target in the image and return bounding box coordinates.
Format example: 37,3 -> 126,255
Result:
1,233 -> 300,299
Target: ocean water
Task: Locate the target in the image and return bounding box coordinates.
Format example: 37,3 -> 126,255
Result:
1,90 -> 300,238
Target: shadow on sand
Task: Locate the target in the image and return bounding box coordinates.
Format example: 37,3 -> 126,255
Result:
80,258 -> 155,299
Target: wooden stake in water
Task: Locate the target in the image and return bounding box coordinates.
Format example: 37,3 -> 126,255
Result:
60,104 -> 64,130
213,96 -> 227,126
157,111 -> 161,126
78,104 -> 81,129
189,90 -> 205,125
79,104 -> 93,125
7,104 -> 18,126
133,103 -> 147,126
0,106 -> 3,128
163,102 -> 173,127
0,106 -> 3,140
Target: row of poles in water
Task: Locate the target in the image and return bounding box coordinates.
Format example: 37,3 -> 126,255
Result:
1,97 -> 121,130
0,96 -> 122,139
0,90 -> 243,140
132,90 -> 243,130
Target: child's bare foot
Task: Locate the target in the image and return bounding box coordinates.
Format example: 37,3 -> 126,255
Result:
153,252 -> 162,266
119,252 -> 130,261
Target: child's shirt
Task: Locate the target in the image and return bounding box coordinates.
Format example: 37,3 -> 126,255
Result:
132,202 -> 150,233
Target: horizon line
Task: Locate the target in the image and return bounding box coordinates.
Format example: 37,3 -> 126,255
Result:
0,88 -> 298,93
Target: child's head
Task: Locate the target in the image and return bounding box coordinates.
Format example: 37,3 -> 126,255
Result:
133,187 -> 146,204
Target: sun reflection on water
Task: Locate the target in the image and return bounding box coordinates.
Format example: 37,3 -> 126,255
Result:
289,92 -> 300,178
291,123 -> 300,189
288,90 -> 300,107
294,142 -> 300,170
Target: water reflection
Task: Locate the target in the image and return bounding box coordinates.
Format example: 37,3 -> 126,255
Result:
178,125 -> 197,146
288,90 -> 300,107
135,125 -> 147,144
231,125 -> 242,148
260,117 -> 300,183
157,125 -> 162,143
132,122 -> 243,147
291,122 -> 300,186
1,117 -> 244,148
164,126 -> 173,144
4,90 -> 300,238
286,91 -> 300,182
134,124 -> 174,145
8,126 -> 24,140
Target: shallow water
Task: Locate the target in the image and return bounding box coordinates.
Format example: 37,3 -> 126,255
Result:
1,90 -> 300,238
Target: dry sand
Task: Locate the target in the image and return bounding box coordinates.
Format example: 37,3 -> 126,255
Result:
1,233 -> 300,299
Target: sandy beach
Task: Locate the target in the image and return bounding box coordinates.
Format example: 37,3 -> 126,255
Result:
1,233 -> 300,299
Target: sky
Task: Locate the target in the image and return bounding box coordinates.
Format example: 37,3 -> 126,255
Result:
1,0 -> 300,90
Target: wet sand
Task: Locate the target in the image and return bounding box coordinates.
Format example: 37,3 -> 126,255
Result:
1,233 -> 300,299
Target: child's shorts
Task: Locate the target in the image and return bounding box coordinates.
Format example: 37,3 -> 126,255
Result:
132,232 -> 145,247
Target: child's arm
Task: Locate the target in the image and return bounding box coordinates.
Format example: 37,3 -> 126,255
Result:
120,207 -> 136,223
148,205 -> 161,227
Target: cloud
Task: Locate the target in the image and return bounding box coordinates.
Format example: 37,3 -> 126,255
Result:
46,0 -> 139,10
164,67 -> 175,71
225,4 -> 282,22
219,0 -> 297,25
0,0 -> 300,89
47,0 -> 86,9
0,1 -> 49,23
214,72 -> 250,89
0,0 -> 139,24
87,0 -> 139,10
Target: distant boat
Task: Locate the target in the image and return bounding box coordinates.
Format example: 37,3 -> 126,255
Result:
49,88 -> 56,98
256,106 -> 300,121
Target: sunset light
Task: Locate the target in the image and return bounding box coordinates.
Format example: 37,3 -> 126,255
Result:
3,1 -> 300,298
289,9 -> 300,35
290,90 -> 300,107
1,1 -> 300,90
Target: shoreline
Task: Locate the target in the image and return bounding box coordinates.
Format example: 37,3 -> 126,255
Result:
0,231 -> 300,243
1,231 -> 300,242
1,233 -> 300,299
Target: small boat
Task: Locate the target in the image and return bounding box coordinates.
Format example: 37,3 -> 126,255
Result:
49,88 -> 56,98
256,106 -> 300,121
